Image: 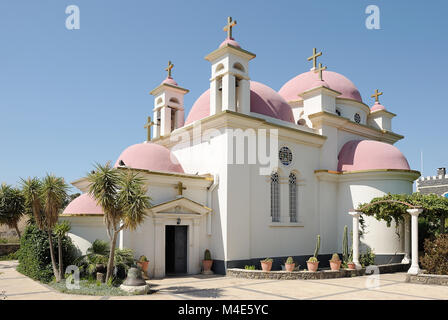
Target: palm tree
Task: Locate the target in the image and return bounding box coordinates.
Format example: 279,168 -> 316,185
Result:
54,220 -> 71,279
87,162 -> 151,282
21,175 -> 69,282
0,183 -> 25,238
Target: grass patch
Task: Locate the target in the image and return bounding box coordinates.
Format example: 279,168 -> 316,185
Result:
0,252 -> 18,261
0,237 -> 20,244
49,278 -> 135,296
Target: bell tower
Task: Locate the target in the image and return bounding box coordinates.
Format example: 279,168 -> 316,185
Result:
205,17 -> 256,116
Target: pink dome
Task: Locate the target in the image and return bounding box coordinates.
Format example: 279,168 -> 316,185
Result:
371,102 -> 386,112
279,70 -> 363,103
337,140 -> 410,172
185,81 -> 295,125
114,143 -> 184,173
63,193 -> 103,215
162,77 -> 178,86
219,37 -> 241,48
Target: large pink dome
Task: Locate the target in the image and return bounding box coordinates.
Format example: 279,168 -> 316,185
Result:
114,143 -> 184,173
337,140 -> 410,172
63,193 -> 103,216
185,81 -> 295,125
279,70 -> 363,103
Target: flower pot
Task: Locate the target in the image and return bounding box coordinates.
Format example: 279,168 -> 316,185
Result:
261,261 -> 273,272
306,261 -> 319,272
202,260 -> 213,272
285,263 -> 295,272
137,261 -> 150,278
329,260 -> 341,271
347,262 -> 356,270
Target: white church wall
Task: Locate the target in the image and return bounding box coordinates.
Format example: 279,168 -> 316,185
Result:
336,101 -> 368,125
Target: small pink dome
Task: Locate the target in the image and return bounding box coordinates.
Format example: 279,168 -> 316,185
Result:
371,102 -> 386,112
185,81 -> 295,125
219,37 -> 241,48
162,77 -> 178,86
114,143 -> 184,173
279,70 -> 363,103
337,140 -> 410,172
63,193 -> 103,215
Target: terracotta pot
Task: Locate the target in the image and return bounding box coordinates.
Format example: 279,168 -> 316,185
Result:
347,262 -> 356,270
261,261 -> 273,272
202,260 -> 213,272
329,260 -> 342,271
306,261 -> 319,272
285,263 -> 295,272
137,261 -> 150,277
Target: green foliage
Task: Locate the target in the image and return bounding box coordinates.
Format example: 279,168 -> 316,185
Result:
331,253 -> 340,261
0,251 -> 18,261
307,257 -> 318,263
420,234 -> 448,275
139,255 -> 148,262
244,265 -> 256,270
16,224 -> 77,283
0,184 -> 25,235
285,256 -> 294,264
261,258 -> 273,263
54,220 -> 71,238
359,248 -> 375,267
49,279 -> 130,296
114,248 -> 135,279
313,235 -> 321,258
204,249 -> 212,261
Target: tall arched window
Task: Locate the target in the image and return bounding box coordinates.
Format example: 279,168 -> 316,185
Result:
289,173 -> 297,222
271,172 -> 280,222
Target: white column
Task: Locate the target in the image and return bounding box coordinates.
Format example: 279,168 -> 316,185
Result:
407,208 -> 423,274
349,211 -> 362,269
153,218 -> 165,278
192,219 -> 201,274
221,73 -> 236,112
210,79 -> 219,115
401,214 -> 411,264
160,106 -> 171,136
176,108 -> 185,128
238,78 -> 251,115
153,109 -> 160,139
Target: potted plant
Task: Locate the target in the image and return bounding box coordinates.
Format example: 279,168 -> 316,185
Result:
202,249 -> 213,274
342,226 -> 356,269
260,258 -> 273,272
329,253 -> 342,271
285,256 -> 295,272
137,255 -> 149,278
306,235 -> 320,272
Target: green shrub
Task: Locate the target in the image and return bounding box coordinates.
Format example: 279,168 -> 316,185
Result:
244,265 -> 256,270
359,248 -> 375,267
16,224 -> 77,283
0,251 -> 18,261
204,249 -> 212,261
420,234 -> 448,275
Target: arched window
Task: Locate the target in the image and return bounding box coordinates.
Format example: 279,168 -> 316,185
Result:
289,173 -> 297,222
271,172 -> 280,222
233,62 -> 245,72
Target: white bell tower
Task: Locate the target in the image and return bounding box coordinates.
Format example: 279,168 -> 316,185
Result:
149,61 -> 189,138
205,17 -> 256,116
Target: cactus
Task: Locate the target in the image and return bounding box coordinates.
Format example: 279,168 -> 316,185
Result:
204,249 -> 212,261
331,253 -> 340,261
342,225 -> 349,263
313,235 -> 321,258
307,257 -> 318,263
285,257 -> 294,264
261,258 -> 273,263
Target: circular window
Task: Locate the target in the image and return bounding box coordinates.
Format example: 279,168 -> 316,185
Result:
354,113 -> 361,123
279,147 -> 293,166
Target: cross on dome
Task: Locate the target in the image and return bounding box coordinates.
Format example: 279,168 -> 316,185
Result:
308,47 -> 322,71
223,16 -> 237,39
144,116 -> 155,142
165,61 -> 174,78
371,89 -> 383,103
315,63 -> 327,81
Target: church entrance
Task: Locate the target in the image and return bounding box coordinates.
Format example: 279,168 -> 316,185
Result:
165,225 -> 188,275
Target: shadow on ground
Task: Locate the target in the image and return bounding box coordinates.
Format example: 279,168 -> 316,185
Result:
156,285 -> 224,298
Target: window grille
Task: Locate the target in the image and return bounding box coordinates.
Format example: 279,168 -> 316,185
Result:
289,173 -> 297,223
271,172 -> 280,222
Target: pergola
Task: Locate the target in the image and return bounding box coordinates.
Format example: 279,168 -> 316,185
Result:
349,200 -> 423,275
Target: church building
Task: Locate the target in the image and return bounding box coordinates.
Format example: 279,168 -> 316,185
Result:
61,17 -> 420,277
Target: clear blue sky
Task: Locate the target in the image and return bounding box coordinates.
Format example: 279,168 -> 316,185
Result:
0,0 -> 447,191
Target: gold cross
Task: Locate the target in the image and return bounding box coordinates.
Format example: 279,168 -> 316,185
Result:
314,63 -> 327,81
223,16 -> 237,39
174,181 -> 186,196
371,89 -> 383,103
165,61 -> 174,78
143,116 -> 154,142
307,48 -> 322,70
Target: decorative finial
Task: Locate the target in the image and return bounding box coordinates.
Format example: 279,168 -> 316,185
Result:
223,16 -> 237,39
165,61 -> 174,78
144,116 -> 155,142
315,63 -> 327,81
308,48 -> 322,71
371,89 -> 383,103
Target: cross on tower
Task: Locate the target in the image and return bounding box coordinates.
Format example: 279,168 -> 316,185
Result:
144,116 -> 155,142
307,48 -> 322,71
174,181 -> 186,196
223,16 -> 237,39
371,89 -> 383,103
165,61 -> 174,78
315,63 -> 327,81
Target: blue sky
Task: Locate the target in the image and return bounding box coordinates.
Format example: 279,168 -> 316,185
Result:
0,0 -> 447,191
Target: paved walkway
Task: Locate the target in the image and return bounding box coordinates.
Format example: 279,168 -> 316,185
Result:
1,260 -> 448,300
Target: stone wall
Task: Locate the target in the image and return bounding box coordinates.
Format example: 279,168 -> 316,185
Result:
406,273 -> 448,286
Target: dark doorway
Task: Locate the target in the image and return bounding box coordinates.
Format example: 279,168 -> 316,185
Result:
165,225 -> 188,275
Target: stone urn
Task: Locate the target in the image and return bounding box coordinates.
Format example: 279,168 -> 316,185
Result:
119,267 -> 150,295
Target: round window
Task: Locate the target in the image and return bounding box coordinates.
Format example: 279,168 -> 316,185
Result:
354,113 -> 361,123
279,147 -> 293,166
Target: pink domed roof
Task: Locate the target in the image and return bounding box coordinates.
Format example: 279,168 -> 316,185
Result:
162,77 -> 178,86
63,193 -> 103,215
185,81 -> 295,125
219,37 -> 241,48
279,70 -> 363,103
114,143 -> 184,173
371,102 -> 386,112
337,140 -> 410,172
